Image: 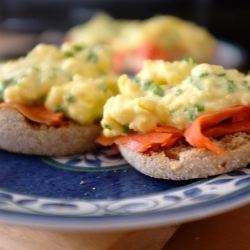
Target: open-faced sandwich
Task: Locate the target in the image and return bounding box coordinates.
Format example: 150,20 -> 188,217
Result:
0,42 -> 119,156
97,58 -> 250,180
65,13 -> 217,74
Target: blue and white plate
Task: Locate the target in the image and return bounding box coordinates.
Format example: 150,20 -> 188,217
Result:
1,146 -> 250,230
214,40 -> 247,69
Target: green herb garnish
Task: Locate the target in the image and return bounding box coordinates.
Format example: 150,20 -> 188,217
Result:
199,72 -> 208,78
37,95 -> 46,103
182,107 -> 188,112
227,80 -> 236,92
217,72 -> 226,77
49,72 -> 57,80
87,50 -> 98,63
243,80 -> 250,90
73,44 -> 83,51
122,125 -> 131,134
195,104 -> 205,112
0,77 -> 17,101
103,124 -> 112,130
183,57 -> 197,64
176,89 -> 184,96
151,84 -> 165,97
31,66 -> 40,71
55,105 -> 67,113
185,104 -> 205,121
188,109 -> 196,121
1,78 -> 14,88
98,81 -> 108,92
190,76 -> 202,90
0,91 -> 4,102
64,93 -> 76,103
64,51 -> 74,57
135,77 -> 165,96
141,80 -> 153,90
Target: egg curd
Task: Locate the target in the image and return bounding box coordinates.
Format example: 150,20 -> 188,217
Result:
66,13 -> 216,63
101,58 -> 250,137
0,42 -> 119,125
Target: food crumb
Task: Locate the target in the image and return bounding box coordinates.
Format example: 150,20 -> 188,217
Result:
80,180 -> 85,185
92,187 -> 96,190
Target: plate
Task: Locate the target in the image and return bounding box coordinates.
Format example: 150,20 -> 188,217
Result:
213,40 -> 247,69
1,146 -> 250,231
0,38 -> 248,231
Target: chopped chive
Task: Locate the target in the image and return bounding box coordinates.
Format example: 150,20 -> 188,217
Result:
50,72 -> 57,80
217,72 -> 226,77
49,67 -> 59,80
176,89 -> 184,96
64,51 -> 74,57
64,93 -> 76,103
0,90 -> 4,102
188,112 -> 195,120
227,80 -> 236,92
122,125 -> 131,134
195,104 -> 205,112
31,66 -> 40,71
190,76 -> 202,90
87,50 -> 98,63
151,84 -> 165,96
55,105 -> 66,113
182,107 -> 188,112
183,57 -> 197,64
98,81 -> 108,92
135,77 -> 164,96
1,78 -> 14,88
143,80 -> 153,90
199,72 -> 208,78
103,124 -> 112,130
186,104 -> 205,121
73,44 -> 83,51
243,81 -> 250,90
135,78 -> 153,90
38,95 -> 46,103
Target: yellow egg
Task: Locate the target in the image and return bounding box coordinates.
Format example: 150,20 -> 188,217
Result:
101,59 -> 250,136
0,42 -> 119,124
66,13 -> 216,64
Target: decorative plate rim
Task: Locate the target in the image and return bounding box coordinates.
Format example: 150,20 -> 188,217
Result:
1,166 -> 250,230
1,184 -> 250,231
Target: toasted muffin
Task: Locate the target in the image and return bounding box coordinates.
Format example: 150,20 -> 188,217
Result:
0,106 -> 102,156
118,132 -> 250,180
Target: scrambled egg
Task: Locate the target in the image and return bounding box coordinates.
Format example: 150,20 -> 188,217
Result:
0,42 -> 118,124
101,58 -> 250,137
66,13 -> 121,46
66,13 -> 216,63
